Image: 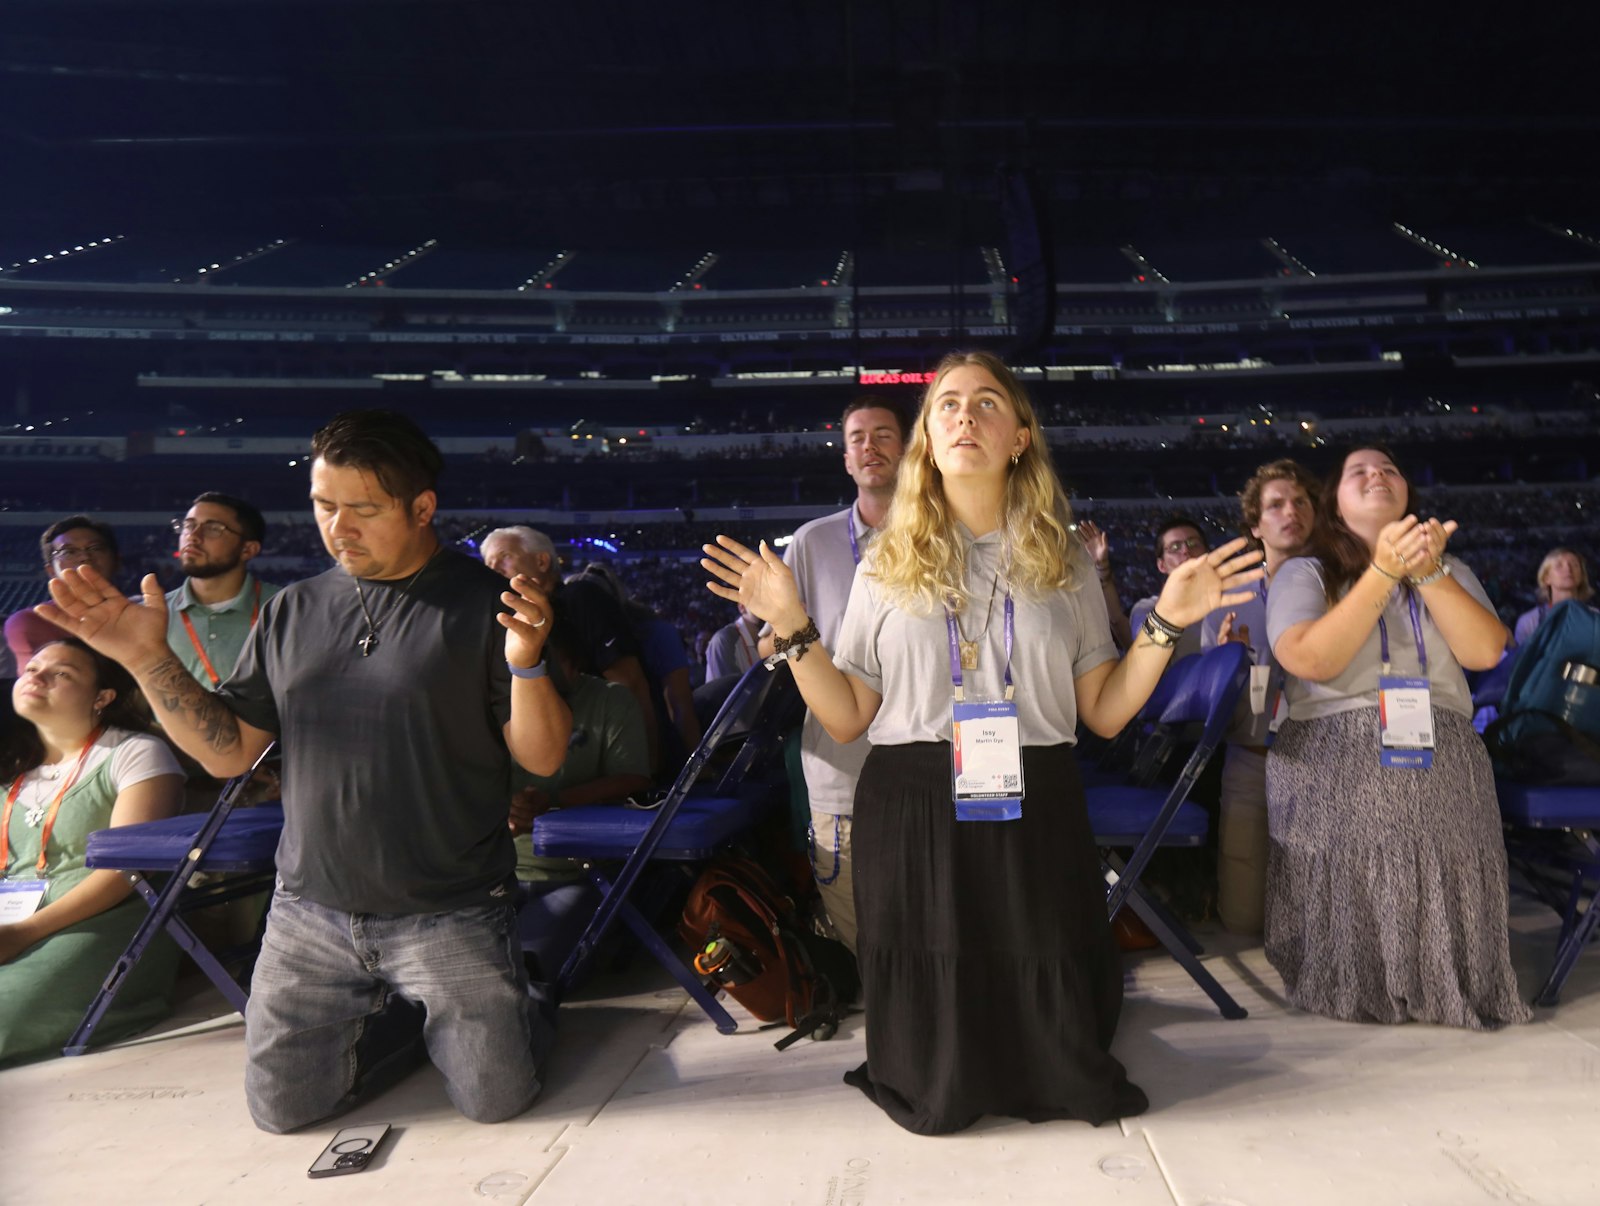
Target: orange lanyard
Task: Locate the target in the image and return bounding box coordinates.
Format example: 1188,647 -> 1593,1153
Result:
179,579 -> 262,687
1,726 -> 104,877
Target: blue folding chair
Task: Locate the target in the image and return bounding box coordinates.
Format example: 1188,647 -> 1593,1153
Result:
1087,642 -> 1251,1019
1498,779 -> 1600,1006
1468,650 -> 1516,733
529,661 -> 803,1032
65,745 -> 281,1056
1079,653 -> 1200,788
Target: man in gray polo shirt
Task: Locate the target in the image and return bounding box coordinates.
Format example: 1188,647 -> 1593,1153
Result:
164,492 -> 281,689
765,394 -> 909,952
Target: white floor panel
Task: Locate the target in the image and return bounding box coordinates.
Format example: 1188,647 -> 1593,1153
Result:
534,1002 -> 1174,1206
4,896 -> 1598,1206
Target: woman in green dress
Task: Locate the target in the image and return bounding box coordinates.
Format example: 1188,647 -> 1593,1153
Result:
0,638 -> 184,1065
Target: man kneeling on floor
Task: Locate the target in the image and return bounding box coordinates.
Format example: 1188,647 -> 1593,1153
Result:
36,410 -> 572,1133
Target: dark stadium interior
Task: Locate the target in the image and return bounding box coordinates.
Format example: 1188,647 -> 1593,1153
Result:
5,5 -> 1600,1202
3,3 -> 1598,651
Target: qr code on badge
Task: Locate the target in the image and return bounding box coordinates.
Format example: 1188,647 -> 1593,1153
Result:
1003,774 -> 1020,789
1419,732 -> 1431,744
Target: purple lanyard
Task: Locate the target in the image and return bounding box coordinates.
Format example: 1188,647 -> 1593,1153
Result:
1377,590 -> 1429,675
846,509 -> 861,566
945,593 -> 1014,701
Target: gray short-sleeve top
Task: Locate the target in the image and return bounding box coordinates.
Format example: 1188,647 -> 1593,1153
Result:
832,525 -> 1118,746
1265,554 -> 1491,721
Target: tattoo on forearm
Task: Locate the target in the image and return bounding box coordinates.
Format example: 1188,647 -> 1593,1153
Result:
145,654 -> 242,755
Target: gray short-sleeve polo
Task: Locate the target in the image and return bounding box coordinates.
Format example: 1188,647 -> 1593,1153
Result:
785,505 -> 877,815
1266,555 -> 1490,721
834,527 -> 1117,746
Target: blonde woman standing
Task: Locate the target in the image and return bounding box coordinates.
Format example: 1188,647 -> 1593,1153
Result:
703,352 -> 1261,1135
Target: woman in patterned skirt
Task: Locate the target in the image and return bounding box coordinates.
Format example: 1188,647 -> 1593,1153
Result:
1264,446 -> 1531,1029
702,351 -> 1263,1134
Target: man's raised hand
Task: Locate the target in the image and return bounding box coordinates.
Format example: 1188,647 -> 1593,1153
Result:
36,566 -> 170,670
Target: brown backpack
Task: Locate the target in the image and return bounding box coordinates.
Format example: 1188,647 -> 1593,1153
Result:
679,853 -> 859,1050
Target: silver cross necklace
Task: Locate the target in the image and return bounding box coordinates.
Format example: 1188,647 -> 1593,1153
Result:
353,547 -> 440,656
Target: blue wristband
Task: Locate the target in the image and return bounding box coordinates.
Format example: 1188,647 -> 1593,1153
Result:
508,660 -> 548,680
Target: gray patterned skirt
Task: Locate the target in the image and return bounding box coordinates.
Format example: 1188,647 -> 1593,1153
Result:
1264,707 -> 1532,1029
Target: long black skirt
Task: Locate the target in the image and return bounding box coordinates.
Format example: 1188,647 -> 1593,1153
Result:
844,742 -> 1148,1135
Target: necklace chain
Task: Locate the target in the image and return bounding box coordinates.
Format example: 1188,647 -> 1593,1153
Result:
353,547 -> 440,656
952,566 -> 1003,671
954,569 -> 1003,643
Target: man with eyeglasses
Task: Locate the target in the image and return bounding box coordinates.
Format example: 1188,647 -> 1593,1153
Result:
163,493 -> 281,689
4,515 -> 124,669
1126,513 -> 1211,664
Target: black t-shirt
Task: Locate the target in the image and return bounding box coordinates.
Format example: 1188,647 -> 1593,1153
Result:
218,549 -> 516,914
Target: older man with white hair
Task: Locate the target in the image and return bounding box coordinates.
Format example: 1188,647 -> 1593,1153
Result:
479,525 -> 660,774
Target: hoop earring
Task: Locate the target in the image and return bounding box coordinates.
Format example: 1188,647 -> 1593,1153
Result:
1010,452 -> 1020,467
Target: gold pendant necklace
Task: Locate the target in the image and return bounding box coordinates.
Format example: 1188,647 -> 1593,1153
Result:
954,569 -> 1001,671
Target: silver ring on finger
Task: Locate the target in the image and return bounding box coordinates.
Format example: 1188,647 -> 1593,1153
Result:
531,617 -> 547,629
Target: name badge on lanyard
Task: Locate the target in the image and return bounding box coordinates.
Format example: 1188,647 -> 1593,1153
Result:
0,879 -> 48,923
1249,663 -> 1291,738
947,593 -> 1024,821
1377,591 -> 1435,769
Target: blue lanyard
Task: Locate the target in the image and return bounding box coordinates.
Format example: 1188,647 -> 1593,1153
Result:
846,509 -> 862,566
945,593 -> 1014,702
1377,590 -> 1428,675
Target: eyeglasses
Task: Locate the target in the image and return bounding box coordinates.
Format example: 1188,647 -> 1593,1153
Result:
49,543 -> 110,565
1163,537 -> 1206,555
172,518 -> 242,540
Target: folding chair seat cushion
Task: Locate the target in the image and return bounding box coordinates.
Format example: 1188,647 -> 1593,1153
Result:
1085,785 -> 1209,846
1497,781 -> 1600,830
531,784 -> 773,861
85,804 -> 285,873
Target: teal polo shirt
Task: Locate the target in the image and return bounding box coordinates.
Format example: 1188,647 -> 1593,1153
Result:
164,572 -> 281,688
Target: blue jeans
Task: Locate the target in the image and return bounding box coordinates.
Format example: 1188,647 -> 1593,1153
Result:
245,885 -> 552,1134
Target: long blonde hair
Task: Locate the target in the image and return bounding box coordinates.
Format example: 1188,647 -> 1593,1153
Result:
867,350 -> 1081,613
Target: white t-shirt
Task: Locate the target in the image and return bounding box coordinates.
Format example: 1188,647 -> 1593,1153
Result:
4,728 -> 182,818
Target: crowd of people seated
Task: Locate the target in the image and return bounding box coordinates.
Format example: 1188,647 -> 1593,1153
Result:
0,374 -> 1594,1143
9,481 -> 1592,694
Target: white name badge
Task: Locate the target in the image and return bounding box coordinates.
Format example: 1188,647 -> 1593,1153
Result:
1379,674 -> 1435,769
1249,664 -> 1272,715
0,879 -> 48,923
951,699 -> 1024,821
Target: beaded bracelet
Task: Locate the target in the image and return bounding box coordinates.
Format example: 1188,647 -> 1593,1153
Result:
769,616 -> 821,664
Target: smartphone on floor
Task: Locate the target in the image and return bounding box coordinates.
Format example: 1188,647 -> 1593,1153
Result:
307,1123 -> 391,1178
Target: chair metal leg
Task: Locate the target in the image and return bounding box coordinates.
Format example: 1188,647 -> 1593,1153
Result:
556,869 -> 739,1033
610,895 -> 739,1035
1104,857 -> 1204,956
1534,897 -> 1600,1008
1124,882 -> 1248,1020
